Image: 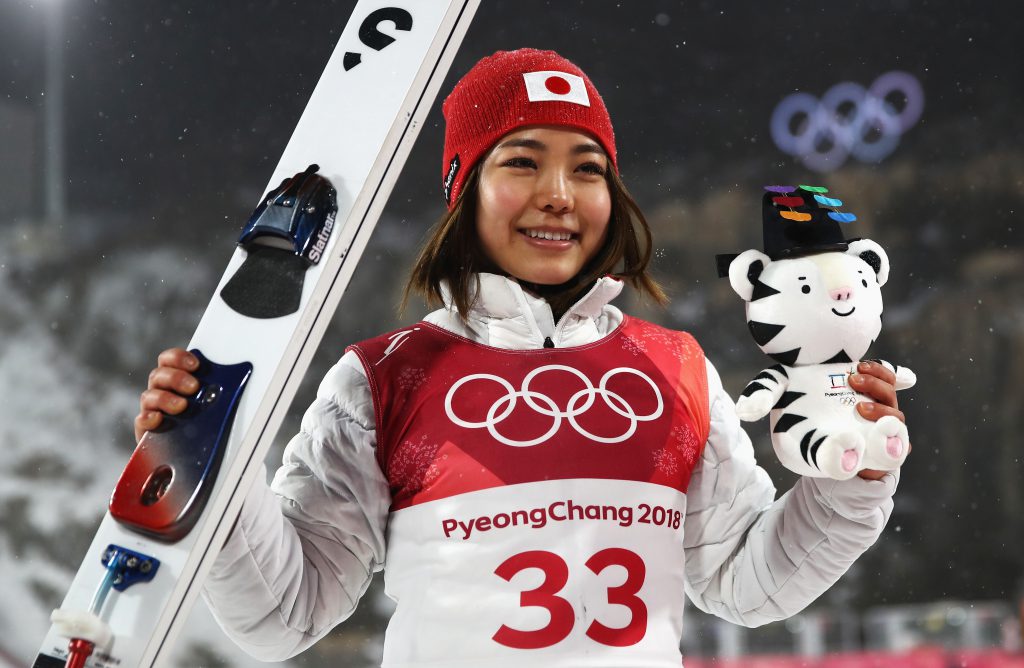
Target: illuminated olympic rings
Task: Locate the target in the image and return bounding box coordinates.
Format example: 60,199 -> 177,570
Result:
444,364 -> 664,447
770,71 -> 924,172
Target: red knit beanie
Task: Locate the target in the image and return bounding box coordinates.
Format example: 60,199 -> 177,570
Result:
441,48 -> 617,209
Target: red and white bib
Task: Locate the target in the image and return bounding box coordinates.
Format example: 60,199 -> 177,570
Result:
349,317 -> 709,667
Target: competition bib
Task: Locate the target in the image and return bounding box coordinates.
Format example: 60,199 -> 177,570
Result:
349,317 -> 710,666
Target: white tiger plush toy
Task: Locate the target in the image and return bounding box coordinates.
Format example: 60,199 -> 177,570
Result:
721,185 -> 915,479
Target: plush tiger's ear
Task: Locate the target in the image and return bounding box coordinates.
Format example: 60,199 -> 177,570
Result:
846,239 -> 890,287
728,249 -> 772,302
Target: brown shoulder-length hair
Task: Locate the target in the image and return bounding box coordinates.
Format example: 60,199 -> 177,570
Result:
402,164 -> 668,318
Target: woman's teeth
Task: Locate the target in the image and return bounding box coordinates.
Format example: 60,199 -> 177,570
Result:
524,229 -> 572,241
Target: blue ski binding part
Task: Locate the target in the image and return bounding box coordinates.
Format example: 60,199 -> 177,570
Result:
220,164 -> 338,319
237,163 -> 338,266
109,349 -> 252,542
101,545 -> 160,594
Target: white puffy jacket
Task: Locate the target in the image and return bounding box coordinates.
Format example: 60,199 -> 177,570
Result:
202,273 -> 897,663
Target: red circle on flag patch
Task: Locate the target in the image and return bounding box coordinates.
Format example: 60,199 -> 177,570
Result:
544,75 -> 571,95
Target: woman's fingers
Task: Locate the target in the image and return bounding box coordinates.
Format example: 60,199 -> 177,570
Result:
156,348 -> 199,373
135,387 -> 192,443
859,360 -> 896,385
148,365 -> 200,394
134,409 -> 163,442
856,401 -> 906,424
851,361 -> 910,479
851,360 -> 903,423
140,388 -> 190,415
850,362 -> 897,408
136,348 -> 198,442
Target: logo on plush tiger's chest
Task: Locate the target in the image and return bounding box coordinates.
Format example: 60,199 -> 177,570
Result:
828,373 -> 847,389
823,371 -> 857,405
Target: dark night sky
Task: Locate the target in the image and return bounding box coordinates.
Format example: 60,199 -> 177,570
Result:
1,1 -> 1020,231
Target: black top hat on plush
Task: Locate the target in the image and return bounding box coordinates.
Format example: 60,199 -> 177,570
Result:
716,184 -> 859,277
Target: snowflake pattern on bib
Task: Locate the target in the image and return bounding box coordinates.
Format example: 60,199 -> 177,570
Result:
652,447 -> 680,477
620,321 -> 702,366
672,424 -> 702,461
397,367 -> 428,391
621,333 -> 649,356
642,325 -> 701,365
388,434 -> 445,495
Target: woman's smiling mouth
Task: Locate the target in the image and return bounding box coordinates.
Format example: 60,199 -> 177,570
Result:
521,228 -> 576,241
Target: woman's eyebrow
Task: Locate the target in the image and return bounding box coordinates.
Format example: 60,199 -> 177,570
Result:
496,138 -> 545,151
572,141 -> 605,156
495,138 -> 605,156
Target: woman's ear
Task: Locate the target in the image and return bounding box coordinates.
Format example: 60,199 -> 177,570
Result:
728,249 -> 772,302
847,238 -> 890,287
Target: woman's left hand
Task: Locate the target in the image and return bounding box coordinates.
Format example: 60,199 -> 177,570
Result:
850,360 -> 909,480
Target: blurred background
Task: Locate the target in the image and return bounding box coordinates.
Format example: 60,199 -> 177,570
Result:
1,1 -> 1021,666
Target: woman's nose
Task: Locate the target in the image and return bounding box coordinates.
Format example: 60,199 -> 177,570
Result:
536,171 -> 572,213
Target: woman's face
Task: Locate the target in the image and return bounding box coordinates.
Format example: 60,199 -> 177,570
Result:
475,126 -> 612,286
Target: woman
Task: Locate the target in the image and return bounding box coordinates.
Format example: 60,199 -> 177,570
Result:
138,49 -> 905,666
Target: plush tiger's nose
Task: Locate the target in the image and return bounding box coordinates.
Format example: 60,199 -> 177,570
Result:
830,286 -> 853,301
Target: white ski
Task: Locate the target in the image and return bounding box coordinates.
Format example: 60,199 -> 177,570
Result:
35,1 -> 478,666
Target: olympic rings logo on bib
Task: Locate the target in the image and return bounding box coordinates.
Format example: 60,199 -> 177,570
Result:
770,71 -> 924,173
444,365 -> 664,447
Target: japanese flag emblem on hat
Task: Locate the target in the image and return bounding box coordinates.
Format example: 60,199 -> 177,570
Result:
522,70 -> 591,107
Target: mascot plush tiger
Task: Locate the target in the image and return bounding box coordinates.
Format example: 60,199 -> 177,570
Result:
719,185 -> 915,479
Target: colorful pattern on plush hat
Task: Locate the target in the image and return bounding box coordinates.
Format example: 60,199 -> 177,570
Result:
760,184 -> 858,259
441,48 -> 617,208
765,185 -> 858,224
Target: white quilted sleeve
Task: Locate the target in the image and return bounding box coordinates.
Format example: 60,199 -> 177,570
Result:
201,351 -> 390,660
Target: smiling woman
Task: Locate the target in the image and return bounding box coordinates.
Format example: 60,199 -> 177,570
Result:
139,47 -> 908,668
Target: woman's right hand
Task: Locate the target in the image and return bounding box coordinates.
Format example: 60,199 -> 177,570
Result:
135,348 -> 201,442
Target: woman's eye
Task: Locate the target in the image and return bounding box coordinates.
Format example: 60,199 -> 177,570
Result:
503,156 -> 536,169
578,162 -> 606,176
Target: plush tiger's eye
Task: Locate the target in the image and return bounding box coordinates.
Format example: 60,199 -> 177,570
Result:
801,285 -> 811,294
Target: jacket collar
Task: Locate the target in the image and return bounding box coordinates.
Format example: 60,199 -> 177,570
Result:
440,273 -> 624,349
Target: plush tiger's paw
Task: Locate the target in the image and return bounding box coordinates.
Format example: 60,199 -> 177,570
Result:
863,415 -> 910,470
817,432 -> 865,480
736,392 -> 775,421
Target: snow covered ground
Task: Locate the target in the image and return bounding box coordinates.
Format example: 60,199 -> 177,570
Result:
0,228 -> 318,667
